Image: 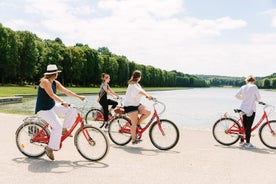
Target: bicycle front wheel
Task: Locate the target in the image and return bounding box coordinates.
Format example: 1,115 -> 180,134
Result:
74,125 -> 109,161
85,108 -> 105,128
259,120 -> 276,149
15,122 -> 50,158
149,119 -> 179,150
108,116 -> 132,146
212,117 -> 241,146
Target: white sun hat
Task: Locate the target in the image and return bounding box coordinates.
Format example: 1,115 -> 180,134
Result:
44,64 -> 61,75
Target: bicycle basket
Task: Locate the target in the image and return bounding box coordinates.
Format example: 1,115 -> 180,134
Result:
23,116 -> 47,125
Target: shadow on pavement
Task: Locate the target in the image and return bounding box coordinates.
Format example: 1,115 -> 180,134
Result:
12,157 -> 109,173
111,144 -> 180,155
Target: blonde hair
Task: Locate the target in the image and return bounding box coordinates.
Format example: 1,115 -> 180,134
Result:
40,73 -> 58,82
245,75 -> 255,83
128,70 -> 141,84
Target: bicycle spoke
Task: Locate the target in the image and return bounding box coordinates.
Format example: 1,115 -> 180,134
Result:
16,122 -> 49,158
108,117 -> 132,146
212,118 -> 240,146
75,126 -> 109,161
85,108 -> 105,128
149,119 -> 179,150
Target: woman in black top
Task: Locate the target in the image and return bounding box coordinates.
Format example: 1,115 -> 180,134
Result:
98,73 -> 119,128
35,64 -> 85,160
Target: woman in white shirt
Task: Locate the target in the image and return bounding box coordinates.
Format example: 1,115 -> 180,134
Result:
124,70 -> 153,144
235,75 -> 261,149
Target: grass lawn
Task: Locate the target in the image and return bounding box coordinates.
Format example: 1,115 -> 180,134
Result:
0,85 -> 187,97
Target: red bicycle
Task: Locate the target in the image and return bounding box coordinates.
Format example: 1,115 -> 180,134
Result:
84,97 -> 125,128
212,101 -> 276,149
108,98 -> 179,150
15,101 -> 110,161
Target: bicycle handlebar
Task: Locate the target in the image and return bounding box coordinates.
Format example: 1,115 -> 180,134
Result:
258,101 -> 266,106
258,101 -> 274,109
66,99 -> 89,114
234,101 -> 275,114
147,97 -> 166,116
258,101 -> 275,115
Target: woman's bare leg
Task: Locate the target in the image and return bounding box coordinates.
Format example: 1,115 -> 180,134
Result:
128,111 -> 139,141
137,105 -> 151,125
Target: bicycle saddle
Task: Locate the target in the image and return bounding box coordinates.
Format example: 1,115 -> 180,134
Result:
234,109 -> 242,113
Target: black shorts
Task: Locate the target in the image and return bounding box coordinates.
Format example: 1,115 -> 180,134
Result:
124,104 -> 141,114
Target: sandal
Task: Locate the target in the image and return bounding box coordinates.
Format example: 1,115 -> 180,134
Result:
132,139 -> 142,145
45,147 -> 55,160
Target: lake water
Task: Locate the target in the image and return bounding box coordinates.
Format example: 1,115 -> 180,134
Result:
2,88 -> 276,130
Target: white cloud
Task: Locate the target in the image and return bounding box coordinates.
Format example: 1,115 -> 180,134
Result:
25,0 -> 68,18
99,0 -> 184,18
1,0 -> 276,77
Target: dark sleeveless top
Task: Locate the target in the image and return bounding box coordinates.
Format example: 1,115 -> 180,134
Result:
99,82 -> 109,100
35,81 -> 56,114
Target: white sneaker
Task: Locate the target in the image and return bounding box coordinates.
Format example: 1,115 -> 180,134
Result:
243,143 -> 256,149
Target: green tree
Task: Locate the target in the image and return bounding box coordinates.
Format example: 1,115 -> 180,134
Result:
263,79 -> 271,89
80,45 -> 101,86
271,78 -> 276,89
115,56 -> 129,86
68,46 -> 85,85
0,24 -> 18,83
98,47 -> 112,56
16,31 -> 39,85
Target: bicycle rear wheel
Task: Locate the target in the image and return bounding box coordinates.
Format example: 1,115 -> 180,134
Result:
85,108 -> 105,128
74,125 -> 109,161
108,116 -> 132,146
15,122 -> 50,158
259,120 -> 276,149
149,119 -> 179,150
212,117 -> 241,146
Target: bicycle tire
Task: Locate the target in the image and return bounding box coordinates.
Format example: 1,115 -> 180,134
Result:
108,116 -> 132,146
74,125 -> 109,161
85,108 -> 105,128
15,121 -> 50,158
212,117 -> 241,146
259,120 -> 276,149
149,119 -> 179,150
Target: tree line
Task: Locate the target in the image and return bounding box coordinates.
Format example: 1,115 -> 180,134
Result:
200,75 -> 276,89
0,23 -> 207,88
256,73 -> 276,89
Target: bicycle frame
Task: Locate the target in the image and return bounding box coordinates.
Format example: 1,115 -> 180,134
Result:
94,112 -> 115,121
119,100 -> 165,140
227,104 -> 274,137
31,111 -> 91,150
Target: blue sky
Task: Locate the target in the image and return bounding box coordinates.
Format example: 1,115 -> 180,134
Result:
1,0 -> 276,77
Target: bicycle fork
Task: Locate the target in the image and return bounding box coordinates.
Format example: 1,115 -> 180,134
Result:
81,128 -> 96,146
